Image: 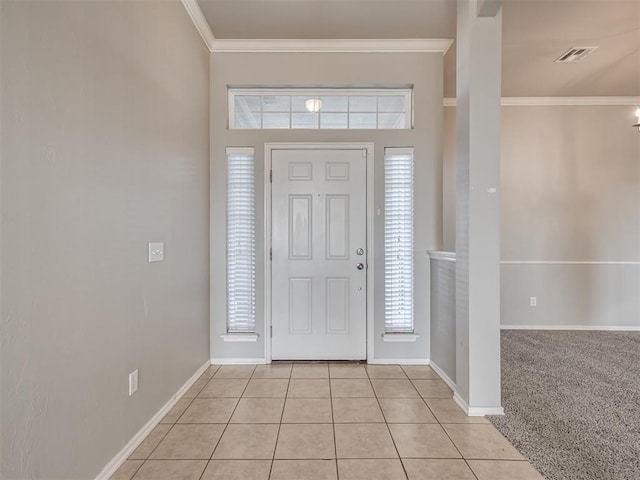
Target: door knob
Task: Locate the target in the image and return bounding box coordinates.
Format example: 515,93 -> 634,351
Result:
356,263 -> 365,270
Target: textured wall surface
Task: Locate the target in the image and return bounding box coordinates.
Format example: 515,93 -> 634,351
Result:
1,1 -> 210,478
500,105 -> 640,327
443,105 -> 640,328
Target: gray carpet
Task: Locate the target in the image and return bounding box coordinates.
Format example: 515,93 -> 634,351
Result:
488,330 -> 640,480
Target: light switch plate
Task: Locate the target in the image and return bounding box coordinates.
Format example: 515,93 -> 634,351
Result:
148,242 -> 164,262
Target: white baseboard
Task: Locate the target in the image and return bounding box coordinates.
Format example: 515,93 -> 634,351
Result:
501,325 -> 640,331
210,357 -> 267,365
368,358 -> 430,365
453,392 -> 505,417
429,361 -> 456,391
95,360 -> 210,480
220,333 -> 260,342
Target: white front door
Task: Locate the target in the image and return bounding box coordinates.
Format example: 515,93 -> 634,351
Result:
271,148 -> 367,360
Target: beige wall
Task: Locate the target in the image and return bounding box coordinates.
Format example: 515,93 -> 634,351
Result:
210,52 -> 444,361
443,104 -> 640,327
0,1 -> 210,478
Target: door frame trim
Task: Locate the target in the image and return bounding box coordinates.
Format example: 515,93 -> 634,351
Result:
264,142 -> 375,363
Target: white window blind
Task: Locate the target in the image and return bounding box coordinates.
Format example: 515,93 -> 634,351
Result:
226,147 -> 256,333
384,148 -> 415,333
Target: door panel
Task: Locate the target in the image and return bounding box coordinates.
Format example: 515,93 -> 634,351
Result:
289,278 -> 312,334
289,195 -> 312,259
271,148 -> 367,360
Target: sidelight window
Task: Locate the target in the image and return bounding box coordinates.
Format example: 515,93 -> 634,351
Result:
384,147 -> 415,333
226,147 -> 256,333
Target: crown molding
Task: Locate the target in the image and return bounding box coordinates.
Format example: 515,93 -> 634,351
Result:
444,96 -> 640,107
502,96 -> 640,106
178,2 -> 454,56
180,0 -> 215,51
210,39 -> 454,54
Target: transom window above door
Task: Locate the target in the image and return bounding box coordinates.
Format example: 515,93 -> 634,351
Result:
228,87 -> 413,130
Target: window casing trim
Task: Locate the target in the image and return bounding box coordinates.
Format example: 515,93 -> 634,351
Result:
384,147 -> 415,334
228,87 -> 413,130
226,146 -> 257,334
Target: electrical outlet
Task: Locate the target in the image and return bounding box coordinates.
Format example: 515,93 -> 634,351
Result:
129,369 -> 138,396
530,297 -> 537,307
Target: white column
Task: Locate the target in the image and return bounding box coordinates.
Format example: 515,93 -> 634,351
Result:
454,0 -> 503,415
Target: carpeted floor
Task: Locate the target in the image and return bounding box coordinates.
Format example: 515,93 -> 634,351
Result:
488,330 -> 640,480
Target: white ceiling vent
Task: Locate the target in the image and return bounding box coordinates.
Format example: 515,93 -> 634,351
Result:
554,47 -> 598,63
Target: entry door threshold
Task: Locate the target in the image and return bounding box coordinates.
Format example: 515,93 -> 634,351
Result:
272,360 -> 366,364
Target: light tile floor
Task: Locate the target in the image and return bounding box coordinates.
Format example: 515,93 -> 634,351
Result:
111,363 -> 544,480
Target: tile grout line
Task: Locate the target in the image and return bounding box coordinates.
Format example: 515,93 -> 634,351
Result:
125,367 -> 219,479
267,364 -> 292,480
328,366 -> 340,480
366,366 -> 410,480
118,364 -> 530,480
121,455 -> 501,462
433,411 -> 480,480
126,459 -> 145,480
161,420 -> 503,426
197,365 -> 256,480
151,367 -> 222,444
132,369 -> 212,477
402,367 -> 481,480
171,373 -> 208,423
138,420 -> 176,462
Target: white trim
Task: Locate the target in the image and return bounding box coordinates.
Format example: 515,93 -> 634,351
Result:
366,144 -> 376,364
264,143 -> 272,364
453,392 -> 505,417
211,357 -> 267,364
501,325 -> 640,331
368,358 -> 429,365
212,39 -> 454,54
429,361 -> 456,391
502,97 -> 640,106
225,146 -> 255,156
444,96 -> 640,107
221,333 -> 260,342
384,147 -> 414,156
266,355 -> 366,361
382,333 -> 421,342
180,0 -> 215,52
428,250 -> 456,262
95,360 -> 210,480
501,260 -> 640,265
231,88 -> 412,96
264,143 -> 375,363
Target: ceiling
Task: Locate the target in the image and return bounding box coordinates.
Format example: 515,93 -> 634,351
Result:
197,0 -> 640,97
